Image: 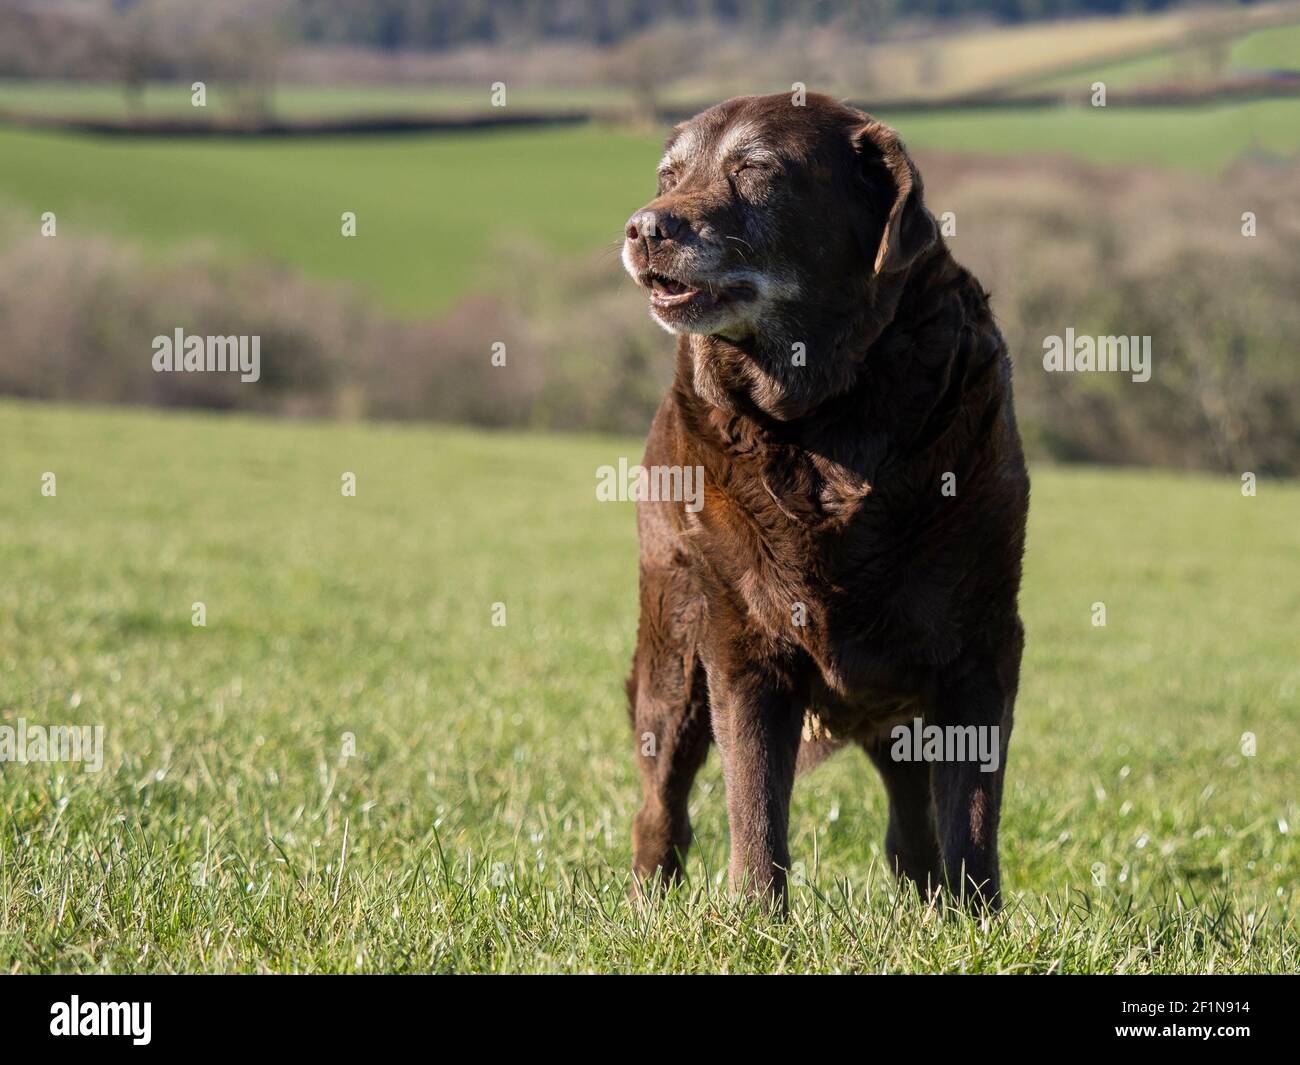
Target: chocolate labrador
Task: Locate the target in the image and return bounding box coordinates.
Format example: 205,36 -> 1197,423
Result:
621,93 -> 1029,911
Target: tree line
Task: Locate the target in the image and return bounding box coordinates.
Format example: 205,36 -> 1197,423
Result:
290,0 -> 1225,50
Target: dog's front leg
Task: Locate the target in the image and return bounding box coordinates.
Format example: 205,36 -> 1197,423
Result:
708,657 -> 805,911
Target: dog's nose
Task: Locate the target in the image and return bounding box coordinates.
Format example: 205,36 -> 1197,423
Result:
626,210 -> 683,243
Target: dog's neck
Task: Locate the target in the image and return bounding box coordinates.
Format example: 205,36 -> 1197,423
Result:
677,243 -> 962,432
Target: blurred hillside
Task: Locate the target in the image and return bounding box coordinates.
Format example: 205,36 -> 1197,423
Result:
3,150 -> 1295,473
1,0 -> 1298,474
4,0 -> 1299,111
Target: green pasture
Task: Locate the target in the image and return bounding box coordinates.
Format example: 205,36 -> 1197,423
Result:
0,401 -> 1295,972
0,80 -> 630,118
1015,19 -> 1300,92
0,123 -> 655,315
1,95 -> 1297,316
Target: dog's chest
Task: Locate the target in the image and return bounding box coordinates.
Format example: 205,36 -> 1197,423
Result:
688,443 -> 882,631
686,439 -> 959,694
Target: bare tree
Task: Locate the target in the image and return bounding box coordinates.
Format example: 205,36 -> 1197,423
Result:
107,0 -> 287,122
604,23 -> 704,124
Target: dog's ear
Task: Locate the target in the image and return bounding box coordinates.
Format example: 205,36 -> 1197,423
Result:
853,121 -> 937,275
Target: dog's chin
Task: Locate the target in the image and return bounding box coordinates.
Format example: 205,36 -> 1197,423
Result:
633,267 -> 762,338
649,301 -> 757,339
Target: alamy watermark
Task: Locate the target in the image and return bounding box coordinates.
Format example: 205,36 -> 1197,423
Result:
50,997 -> 150,1045
152,328 -> 261,383
596,458 -> 705,514
1043,328 -> 1150,383
890,717 -> 1000,773
0,717 -> 104,773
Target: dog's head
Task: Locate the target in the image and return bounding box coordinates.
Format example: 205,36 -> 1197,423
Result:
622,93 -> 938,418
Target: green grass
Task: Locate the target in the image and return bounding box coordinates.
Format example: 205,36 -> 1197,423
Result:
1,400 -> 1296,973
2,98 -> 1298,316
880,99 -> 1300,169
0,124 -> 656,316
0,80 -> 632,118
1233,20 -> 1300,70
1016,19 -> 1300,93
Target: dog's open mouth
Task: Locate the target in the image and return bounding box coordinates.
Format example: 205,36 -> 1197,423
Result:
643,270 -> 757,311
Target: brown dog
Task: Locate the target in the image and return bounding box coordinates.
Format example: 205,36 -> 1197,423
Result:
621,93 -> 1029,911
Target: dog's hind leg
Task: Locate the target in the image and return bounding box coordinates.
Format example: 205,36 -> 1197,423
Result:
863,741 -> 942,897
627,563 -> 712,893
930,625 -> 1022,911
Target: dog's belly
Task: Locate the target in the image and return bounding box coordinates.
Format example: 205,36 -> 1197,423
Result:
804,667 -> 930,747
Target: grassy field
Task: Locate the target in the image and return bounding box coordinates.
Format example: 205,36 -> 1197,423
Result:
0,80 -> 630,118
0,124 -> 655,315
882,98 -> 1300,168
2,96 -> 1297,316
1022,19 -> 1300,92
0,400 -> 1296,973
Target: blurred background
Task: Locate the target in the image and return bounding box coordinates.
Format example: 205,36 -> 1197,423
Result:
2,0 -> 1298,472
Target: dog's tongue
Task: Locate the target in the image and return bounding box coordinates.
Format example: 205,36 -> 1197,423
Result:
651,277 -> 701,307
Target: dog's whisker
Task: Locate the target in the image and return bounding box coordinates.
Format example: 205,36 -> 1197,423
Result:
723,236 -> 755,267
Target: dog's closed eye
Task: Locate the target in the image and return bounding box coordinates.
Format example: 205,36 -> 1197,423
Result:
730,158 -> 776,177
